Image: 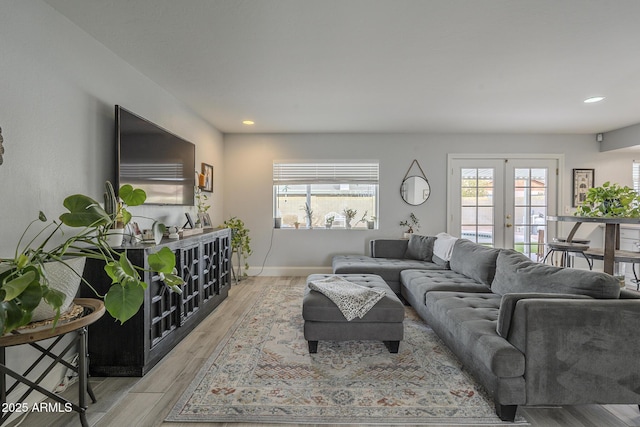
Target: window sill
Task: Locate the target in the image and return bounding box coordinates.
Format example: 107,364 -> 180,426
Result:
275,227 -> 377,231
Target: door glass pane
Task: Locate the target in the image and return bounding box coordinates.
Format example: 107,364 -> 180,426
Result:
514,167 -> 548,259
461,206 -> 477,222
477,207 -> 494,225
461,168 -> 494,246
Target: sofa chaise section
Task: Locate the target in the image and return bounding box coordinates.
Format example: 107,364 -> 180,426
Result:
332,237 -> 445,293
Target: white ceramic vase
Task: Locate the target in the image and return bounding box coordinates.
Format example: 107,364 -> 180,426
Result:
152,222 -> 164,245
31,257 -> 86,322
105,228 -> 125,247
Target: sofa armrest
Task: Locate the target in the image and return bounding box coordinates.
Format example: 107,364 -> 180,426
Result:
369,239 -> 408,259
497,293 -> 591,338
508,298 -> 640,405
620,288 -> 640,299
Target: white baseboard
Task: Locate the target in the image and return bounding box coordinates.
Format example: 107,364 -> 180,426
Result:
246,266 -> 332,277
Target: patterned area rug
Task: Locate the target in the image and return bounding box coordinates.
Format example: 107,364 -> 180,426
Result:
167,281 -> 527,425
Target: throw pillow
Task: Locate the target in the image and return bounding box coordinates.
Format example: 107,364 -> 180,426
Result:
433,232 -> 458,261
404,234 -> 436,261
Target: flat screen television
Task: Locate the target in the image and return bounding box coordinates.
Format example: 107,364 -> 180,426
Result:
116,105 -> 195,205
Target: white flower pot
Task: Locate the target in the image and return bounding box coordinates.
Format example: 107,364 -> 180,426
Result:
105,228 -> 125,247
31,257 -> 86,322
153,222 -> 164,245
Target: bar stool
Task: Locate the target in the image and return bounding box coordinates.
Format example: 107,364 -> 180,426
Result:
543,239 -> 592,269
556,237 -> 590,244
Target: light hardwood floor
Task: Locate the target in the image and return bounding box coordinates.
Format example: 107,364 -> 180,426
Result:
10,276 -> 640,427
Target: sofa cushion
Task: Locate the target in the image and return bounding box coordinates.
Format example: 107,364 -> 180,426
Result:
404,234 -> 436,261
449,239 -> 500,286
491,249 -> 621,299
401,269 -> 491,305
332,255 -> 444,293
424,291 -> 525,378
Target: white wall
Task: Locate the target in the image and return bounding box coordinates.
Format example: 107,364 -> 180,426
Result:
0,2 -> 224,252
223,133 -> 635,275
0,0 -> 223,410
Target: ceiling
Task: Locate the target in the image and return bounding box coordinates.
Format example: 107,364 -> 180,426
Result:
44,0 -> 640,135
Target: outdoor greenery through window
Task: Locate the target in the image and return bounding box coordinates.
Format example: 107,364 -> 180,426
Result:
273,161 -> 379,229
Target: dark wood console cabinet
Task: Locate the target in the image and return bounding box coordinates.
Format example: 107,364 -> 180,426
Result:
80,228 -> 231,376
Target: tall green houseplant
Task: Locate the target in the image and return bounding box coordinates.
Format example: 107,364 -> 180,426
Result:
222,217 -> 252,280
0,182 -> 183,334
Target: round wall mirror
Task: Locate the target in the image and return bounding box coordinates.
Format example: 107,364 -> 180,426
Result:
400,176 -> 431,205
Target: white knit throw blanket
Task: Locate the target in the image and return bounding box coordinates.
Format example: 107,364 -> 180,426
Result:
308,276 -> 386,321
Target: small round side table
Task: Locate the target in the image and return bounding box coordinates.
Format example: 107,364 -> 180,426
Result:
0,298 -> 105,427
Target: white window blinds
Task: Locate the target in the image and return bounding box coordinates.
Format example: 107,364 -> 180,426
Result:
273,161 -> 379,185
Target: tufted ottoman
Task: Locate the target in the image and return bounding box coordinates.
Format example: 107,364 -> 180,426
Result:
303,274 -> 405,353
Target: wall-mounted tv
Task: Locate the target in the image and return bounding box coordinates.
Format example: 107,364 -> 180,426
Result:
116,105 -> 195,205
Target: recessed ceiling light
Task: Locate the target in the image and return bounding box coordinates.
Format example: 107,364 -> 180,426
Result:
584,96 -> 605,104
242,120 -> 255,125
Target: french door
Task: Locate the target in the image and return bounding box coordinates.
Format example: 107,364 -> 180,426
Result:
448,155 -> 559,259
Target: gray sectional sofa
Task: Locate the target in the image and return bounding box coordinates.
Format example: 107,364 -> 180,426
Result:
332,234 -> 640,421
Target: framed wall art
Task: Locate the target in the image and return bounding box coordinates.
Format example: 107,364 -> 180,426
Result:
572,168 -> 595,207
201,163 -> 213,192
198,213 -> 213,229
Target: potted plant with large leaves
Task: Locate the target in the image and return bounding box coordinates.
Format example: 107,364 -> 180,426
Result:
0,182 -> 183,334
575,181 -> 640,217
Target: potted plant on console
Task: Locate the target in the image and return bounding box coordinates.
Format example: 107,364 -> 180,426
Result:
575,181 -> 640,217
0,181 -> 183,334
103,180 -> 147,246
195,186 -> 211,229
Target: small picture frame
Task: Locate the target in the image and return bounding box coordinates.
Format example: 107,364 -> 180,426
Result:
184,212 -> 195,229
573,168 -> 595,207
201,163 -> 213,192
198,213 -> 213,228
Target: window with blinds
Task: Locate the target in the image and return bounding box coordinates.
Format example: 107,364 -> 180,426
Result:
634,161 -> 640,193
273,161 -> 379,229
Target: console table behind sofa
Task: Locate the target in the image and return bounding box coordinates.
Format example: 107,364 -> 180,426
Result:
548,215 -> 640,275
